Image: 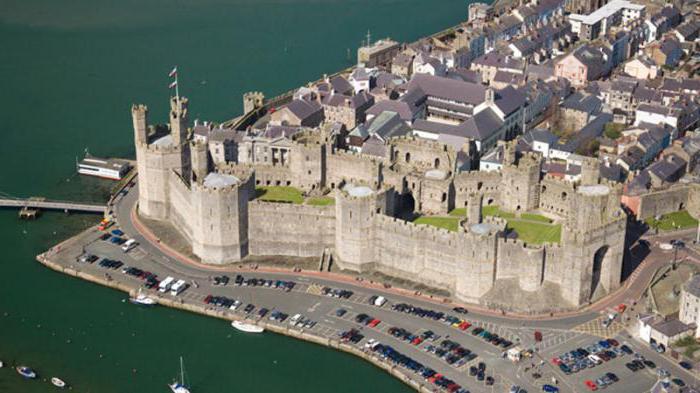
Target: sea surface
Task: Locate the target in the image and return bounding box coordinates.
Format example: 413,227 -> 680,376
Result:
0,1 -> 466,391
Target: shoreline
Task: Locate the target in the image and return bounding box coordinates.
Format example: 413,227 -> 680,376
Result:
35,247 -> 434,393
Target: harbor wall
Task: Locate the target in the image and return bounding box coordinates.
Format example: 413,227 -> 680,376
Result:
35,251 -> 433,393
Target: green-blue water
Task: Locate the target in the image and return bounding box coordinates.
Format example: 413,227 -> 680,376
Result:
0,1 -> 465,391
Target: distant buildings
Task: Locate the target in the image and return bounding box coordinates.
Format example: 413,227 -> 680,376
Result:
568,0 -> 645,41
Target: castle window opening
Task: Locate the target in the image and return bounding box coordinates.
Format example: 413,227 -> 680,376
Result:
561,191 -> 567,200
405,152 -> 411,163
308,170 -> 311,175
266,180 -> 271,185
487,198 -> 494,205
441,193 -> 447,202
276,180 -> 281,186
477,182 -> 483,190
434,158 -> 440,168
287,181 -> 291,186
680,202 -> 685,210
542,185 -> 546,192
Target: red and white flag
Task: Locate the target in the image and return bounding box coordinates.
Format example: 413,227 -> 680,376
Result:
168,66 -> 177,78
168,80 -> 178,89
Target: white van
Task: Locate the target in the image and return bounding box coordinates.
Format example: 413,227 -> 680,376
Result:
121,239 -> 138,252
289,313 -> 302,326
158,276 -> 175,293
374,296 -> 387,307
170,279 -> 187,296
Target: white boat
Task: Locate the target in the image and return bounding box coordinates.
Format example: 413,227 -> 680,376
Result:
231,320 -> 265,333
51,377 -> 67,388
0,360 -> 4,368
76,153 -> 130,181
16,366 -> 36,379
168,356 -> 191,393
129,289 -> 157,306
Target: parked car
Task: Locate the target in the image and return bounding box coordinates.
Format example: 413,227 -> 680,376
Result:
680,361 -> 693,370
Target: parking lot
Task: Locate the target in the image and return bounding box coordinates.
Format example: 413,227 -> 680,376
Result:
46,224 -> 700,393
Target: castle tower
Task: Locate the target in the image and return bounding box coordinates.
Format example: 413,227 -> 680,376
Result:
334,185 -> 387,272
243,91 -> 265,114
500,150 -> 541,212
580,157 -> 600,186
133,96 -> 192,220
560,182 -> 626,305
190,140 -> 210,183
190,170 -> 254,263
454,218 -> 501,302
466,193 -> 483,224
170,96 -> 189,145
131,104 -> 148,143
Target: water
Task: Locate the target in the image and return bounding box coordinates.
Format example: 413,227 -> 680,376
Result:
0,1 -> 466,391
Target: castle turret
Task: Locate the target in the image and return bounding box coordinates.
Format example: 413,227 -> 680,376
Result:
580,157 -> 600,186
133,97 -> 192,220
243,91 -> 265,114
500,146 -> 541,212
132,104 -> 148,144
190,170 -> 254,263
190,140 -> 210,183
170,96 -> 189,145
334,184 -> 387,272
466,193 -> 483,224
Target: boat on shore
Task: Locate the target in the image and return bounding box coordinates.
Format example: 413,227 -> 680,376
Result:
231,320 -> 265,333
51,377 -> 67,388
129,288 -> 157,306
16,366 -> 36,379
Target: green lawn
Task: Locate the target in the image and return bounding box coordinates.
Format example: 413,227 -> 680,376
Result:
646,210 -> 698,231
520,213 -> 553,224
413,216 -> 460,232
449,208 -> 466,216
255,186 -> 304,204
481,206 -> 560,243
482,205 -> 515,219
506,220 -> 561,244
306,196 -> 335,206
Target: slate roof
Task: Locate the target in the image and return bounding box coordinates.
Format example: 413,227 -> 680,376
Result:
283,99 -> 323,121
684,275 -> 700,298
446,68 -> 481,84
561,92 -> 601,113
262,125 -> 302,140
406,73 -> 486,105
322,90 -> 374,109
522,128 -> 559,146
651,318 -> 692,337
365,111 -> 411,140
494,85 -> 526,117
412,107 -> 503,142
553,113 -> 612,153
676,20 -> 700,40
209,128 -> 244,143
472,52 -> 525,70
329,75 -> 354,94
392,53 -> 414,68
571,45 -> 611,80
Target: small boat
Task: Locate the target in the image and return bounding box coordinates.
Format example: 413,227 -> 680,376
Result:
129,289 -> 157,306
16,366 -> 37,379
231,320 -> 265,333
168,356 -> 191,393
0,360 -> 4,368
51,377 -> 67,388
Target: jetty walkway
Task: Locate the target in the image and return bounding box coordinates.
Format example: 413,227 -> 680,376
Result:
0,193 -> 105,214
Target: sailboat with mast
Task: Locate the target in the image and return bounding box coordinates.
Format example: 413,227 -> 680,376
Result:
168,356 -> 191,393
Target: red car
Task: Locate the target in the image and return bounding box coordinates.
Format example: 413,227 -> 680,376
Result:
584,380 -> 598,391
551,357 -> 562,366
368,319 -> 381,328
203,295 -> 213,304
411,337 -> 424,345
458,321 -> 471,330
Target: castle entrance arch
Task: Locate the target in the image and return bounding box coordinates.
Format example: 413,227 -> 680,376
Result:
591,245 -> 609,297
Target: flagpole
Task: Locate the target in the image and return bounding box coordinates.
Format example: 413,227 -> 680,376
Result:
175,72 -> 180,102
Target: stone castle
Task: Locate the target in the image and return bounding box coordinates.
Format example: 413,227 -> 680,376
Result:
132,96 -> 627,312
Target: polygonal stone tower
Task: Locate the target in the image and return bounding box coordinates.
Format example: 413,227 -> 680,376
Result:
500,146 -> 542,212
132,98 -> 191,220
190,170 -> 254,264
560,181 -> 626,305
334,185 -> 388,272
243,91 -> 265,114
580,157 -> 600,186
190,140 -> 210,183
